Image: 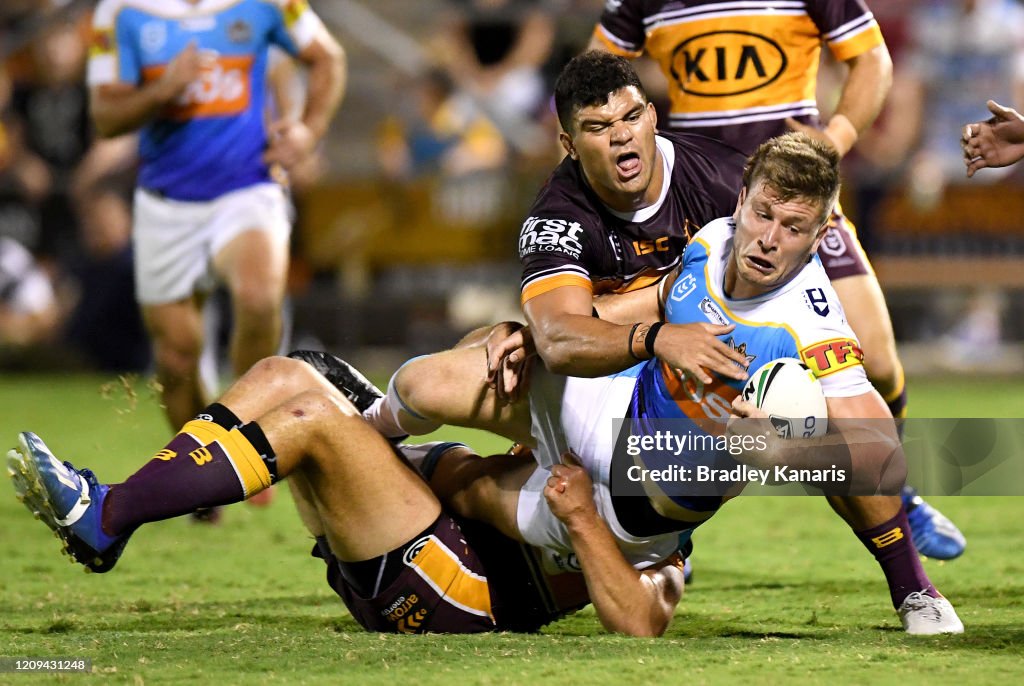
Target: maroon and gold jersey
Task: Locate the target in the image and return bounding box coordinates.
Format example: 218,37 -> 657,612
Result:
519,132 -> 744,304
593,0 -> 884,155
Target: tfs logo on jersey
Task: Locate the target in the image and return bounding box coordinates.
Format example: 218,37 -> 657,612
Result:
670,32 -> 786,97
800,338 -> 864,378
143,53 -> 253,120
519,217 -> 584,259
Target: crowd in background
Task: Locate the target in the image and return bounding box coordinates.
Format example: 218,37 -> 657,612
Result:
2,0 -> 1023,373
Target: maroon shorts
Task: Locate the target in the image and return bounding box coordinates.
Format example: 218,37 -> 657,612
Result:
313,514 -> 580,634
817,207 -> 871,281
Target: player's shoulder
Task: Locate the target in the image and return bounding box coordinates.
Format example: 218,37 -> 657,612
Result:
688,218 -> 733,254
530,158 -> 601,221
661,131 -> 746,166
661,131 -> 746,198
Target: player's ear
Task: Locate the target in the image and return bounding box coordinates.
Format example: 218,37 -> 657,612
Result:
646,101 -> 657,129
809,221 -> 829,255
733,186 -> 747,220
560,131 -> 577,160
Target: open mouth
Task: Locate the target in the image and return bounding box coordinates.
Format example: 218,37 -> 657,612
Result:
745,255 -> 774,273
616,152 -> 641,179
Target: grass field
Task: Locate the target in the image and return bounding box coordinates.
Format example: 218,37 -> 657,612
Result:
1,373 -> 1022,685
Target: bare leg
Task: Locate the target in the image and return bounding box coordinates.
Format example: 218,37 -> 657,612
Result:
827,494 -> 900,530
393,347 -> 533,443
213,228 -> 289,377
142,297 -> 209,428
258,390 -> 440,560
426,444 -> 536,542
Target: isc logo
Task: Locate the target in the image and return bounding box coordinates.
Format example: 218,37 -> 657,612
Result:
144,54 -> 253,120
669,31 -> 786,97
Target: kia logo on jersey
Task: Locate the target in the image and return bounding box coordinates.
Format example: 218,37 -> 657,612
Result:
670,31 -> 787,97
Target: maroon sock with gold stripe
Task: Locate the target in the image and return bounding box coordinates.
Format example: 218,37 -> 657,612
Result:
103,413 -> 275,536
856,509 -> 937,608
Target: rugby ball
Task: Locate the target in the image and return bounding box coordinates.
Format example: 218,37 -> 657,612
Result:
742,358 -> 828,438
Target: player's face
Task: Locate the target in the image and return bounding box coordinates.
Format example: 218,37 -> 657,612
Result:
727,180 -> 828,298
561,86 -> 661,212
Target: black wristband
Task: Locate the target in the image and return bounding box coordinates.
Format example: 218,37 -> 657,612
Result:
627,322 -> 644,360
644,321 -> 664,358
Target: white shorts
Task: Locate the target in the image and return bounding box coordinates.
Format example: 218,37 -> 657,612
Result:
132,183 -> 291,305
517,366 -> 680,571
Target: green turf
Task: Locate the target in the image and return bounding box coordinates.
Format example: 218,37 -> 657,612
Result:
1,374 -> 1022,684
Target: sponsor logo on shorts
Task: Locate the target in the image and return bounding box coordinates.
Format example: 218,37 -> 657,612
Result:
803,287 -> 830,317
549,551 -> 582,572
698,296 -> 729,326
402,535 -> 431,566
819,226 -> 848,257
518,217 -> 585,259
381,592 -> 429,632
800,338 -> 864,378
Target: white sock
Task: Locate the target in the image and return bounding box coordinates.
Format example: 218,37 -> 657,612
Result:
362,371 -> 441,438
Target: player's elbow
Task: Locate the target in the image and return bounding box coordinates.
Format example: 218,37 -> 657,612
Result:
602,611 -> 670,637
539,346 -> 577,375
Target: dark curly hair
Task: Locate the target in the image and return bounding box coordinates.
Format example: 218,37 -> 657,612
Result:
554,51 -> 647,134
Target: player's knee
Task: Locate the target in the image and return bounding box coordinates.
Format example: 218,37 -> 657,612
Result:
290,390 -> 362,439
249,354 -> 304,381
393,356 -> 440,419
152,335 -> 202,378
230,280 -> 283,322
249,355 -> 327,395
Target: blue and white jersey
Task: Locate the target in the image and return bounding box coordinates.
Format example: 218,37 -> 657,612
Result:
88,0 -> 324,201
625,217 -> 873,513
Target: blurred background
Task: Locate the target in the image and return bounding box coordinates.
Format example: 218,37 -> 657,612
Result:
2,0 -> 1023,381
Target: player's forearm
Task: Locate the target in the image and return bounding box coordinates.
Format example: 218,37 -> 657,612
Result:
300,37 -> 346,141
563,515 -> 673,637
90,83 -> 177,138
530,314 -> 644,376
742,423 -> 904,493
828,45 -> 893,153
593,283 -> 662,325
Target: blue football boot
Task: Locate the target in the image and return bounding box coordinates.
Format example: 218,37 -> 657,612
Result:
902,486 -> 966,560
7,432 -> 130,572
